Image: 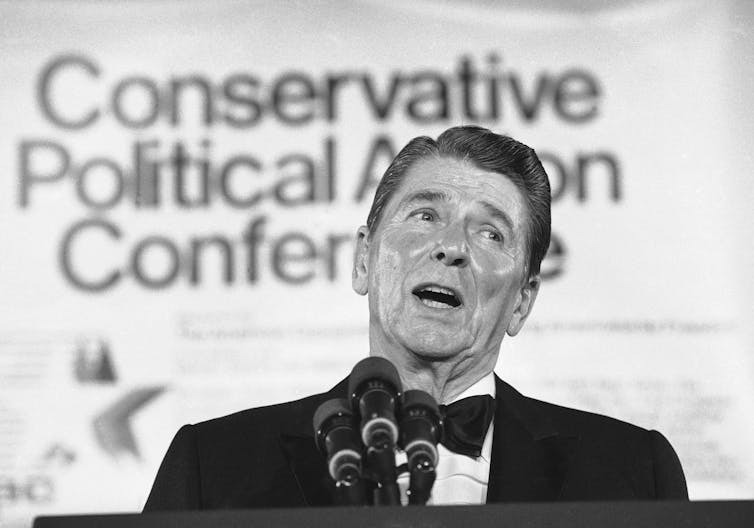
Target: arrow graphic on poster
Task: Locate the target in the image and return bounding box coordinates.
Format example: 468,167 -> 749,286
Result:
93,386 -> 165,459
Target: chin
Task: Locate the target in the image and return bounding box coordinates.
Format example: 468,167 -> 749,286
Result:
400,334 -> 468,362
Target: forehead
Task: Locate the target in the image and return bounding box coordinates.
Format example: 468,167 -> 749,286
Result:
388,155 -> 527,220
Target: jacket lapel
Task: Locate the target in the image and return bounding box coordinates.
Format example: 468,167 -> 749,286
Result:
278,377 -> 349,507
487,376 -> 578,502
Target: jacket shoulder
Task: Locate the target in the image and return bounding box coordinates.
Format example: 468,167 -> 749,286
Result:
523,395 -> 650,438
519,394 -> 688,499
191,390 -> 331,439
144,389 -> 335,511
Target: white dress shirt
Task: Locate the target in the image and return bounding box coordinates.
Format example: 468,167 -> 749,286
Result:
396,372 -> 496,505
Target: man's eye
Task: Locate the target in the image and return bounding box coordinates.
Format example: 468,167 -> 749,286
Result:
411,210 -> 436,222
482,229 -> 503,242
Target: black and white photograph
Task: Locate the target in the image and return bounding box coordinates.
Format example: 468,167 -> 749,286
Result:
1,1 -> 753,527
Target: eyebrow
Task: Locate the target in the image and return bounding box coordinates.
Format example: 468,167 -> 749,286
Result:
480,200 -> 514,230
399,190 -> 451,208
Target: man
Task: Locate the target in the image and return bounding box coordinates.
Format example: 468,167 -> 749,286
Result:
143,126 -> 687,510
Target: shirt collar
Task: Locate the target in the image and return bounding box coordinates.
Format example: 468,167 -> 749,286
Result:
444,371 -> 496,404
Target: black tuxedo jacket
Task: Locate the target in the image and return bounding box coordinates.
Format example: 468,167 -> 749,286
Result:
143,376 -> 687,511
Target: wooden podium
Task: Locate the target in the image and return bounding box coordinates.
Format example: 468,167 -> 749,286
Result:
34,500 -> 754,527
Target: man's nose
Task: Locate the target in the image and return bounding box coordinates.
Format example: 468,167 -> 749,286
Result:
431,226 -> 469,268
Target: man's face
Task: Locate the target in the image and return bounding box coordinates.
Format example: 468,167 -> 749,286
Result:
353,156 -> 539,368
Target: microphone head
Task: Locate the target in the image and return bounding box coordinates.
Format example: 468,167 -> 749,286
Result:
400,390 -> 442,441
348,356 -> 402,401
401,389 -> 440,419
313,398 -> 353,451
399,390 -> 442,465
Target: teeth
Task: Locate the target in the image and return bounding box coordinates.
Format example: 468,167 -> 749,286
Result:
420,298 -> 454,309
413,284 -> 462,308
422,285 -> 456,296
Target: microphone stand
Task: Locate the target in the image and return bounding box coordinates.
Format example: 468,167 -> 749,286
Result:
333,469 -> 368,506
365,430 -> 401,506
400,389 -> 441,506
407,457 -> 436,505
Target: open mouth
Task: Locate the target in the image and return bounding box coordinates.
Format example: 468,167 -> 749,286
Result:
412,284 -> 462,309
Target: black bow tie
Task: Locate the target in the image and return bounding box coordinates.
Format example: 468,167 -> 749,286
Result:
439,395 -> 496,458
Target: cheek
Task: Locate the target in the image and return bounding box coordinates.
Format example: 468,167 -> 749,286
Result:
373,229 -> 428,276
470,253 -> 522,319
370,231 -> 431,314
406,233 -> 431,259
390,227 -> 432,258
372,248 -> 402,286
471,252 -> 516,287
370,243 -> 409,305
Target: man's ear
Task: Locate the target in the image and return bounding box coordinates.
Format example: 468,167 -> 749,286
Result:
506,275 -> 541,336
352,225 -> 370,296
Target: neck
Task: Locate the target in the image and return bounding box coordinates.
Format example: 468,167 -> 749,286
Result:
369,337 -> 498,404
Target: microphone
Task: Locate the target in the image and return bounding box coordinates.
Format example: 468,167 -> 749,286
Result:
399,390 -> 442,505
348,357 -> 402,448
348,357 -> 402,506
313,398 -> 367,506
